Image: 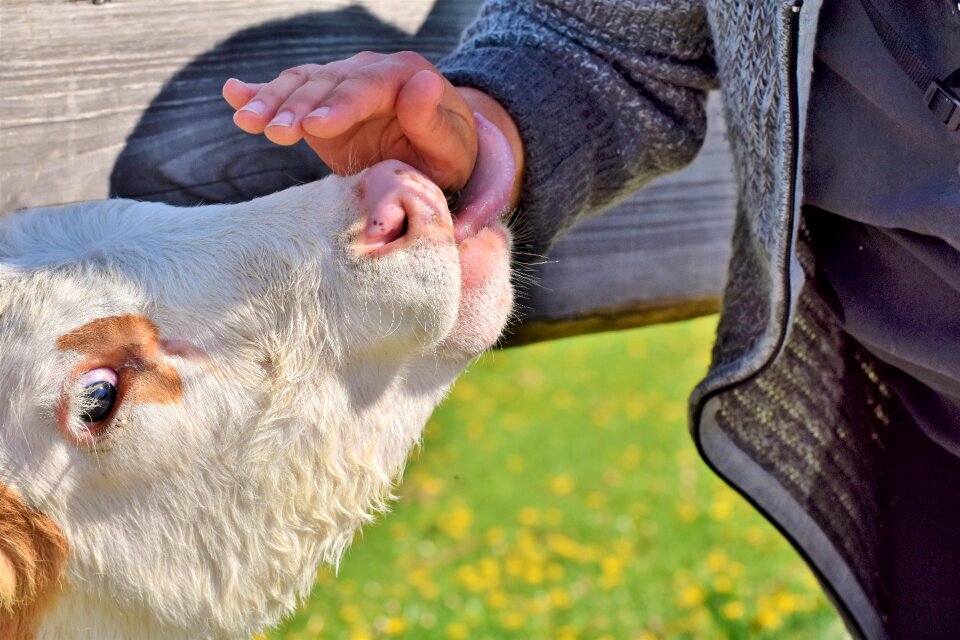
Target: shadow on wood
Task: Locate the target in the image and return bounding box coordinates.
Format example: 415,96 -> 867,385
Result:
109,1 -> 481,206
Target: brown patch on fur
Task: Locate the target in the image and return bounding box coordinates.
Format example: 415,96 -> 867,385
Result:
56,315 -> 184,409
0,483 -> 69,639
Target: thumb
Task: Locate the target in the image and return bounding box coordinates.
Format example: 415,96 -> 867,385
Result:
396,70 -> 477,191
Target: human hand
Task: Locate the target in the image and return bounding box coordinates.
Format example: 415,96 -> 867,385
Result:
223,52 -> 480,193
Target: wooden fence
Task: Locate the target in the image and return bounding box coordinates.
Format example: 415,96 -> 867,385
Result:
0,0 -> 736,344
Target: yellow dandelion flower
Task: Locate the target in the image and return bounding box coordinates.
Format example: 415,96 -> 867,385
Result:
586,491 -> 608,510
599,572 -> 624,590
590,405 -> 615,428
480,557 -> 500,582
755,610 -> 783,630
721,601 -> 745,620
713,575 -> 734,594
676,503 -> 698,523
613,537 -> 634,559
505,553 -> 524,576
549,587 -> 573,609
601,555 -> 624,575
545,507 -> 564,526
467,420 -> 485,441
625,399 -> 648,421
502,413 -> 525,431
486,591 -> 508,609
549,474 -> 576,496
661,402 -> 685,421
523,563 -> 545,585
484,527 -> 507,545
706,550 -> 728,572
708,496 -> 734,521
306,614 -> 325,634
547,563 -> 565,581
418,582 -> 439,600
620,445 -> 643,469
340,604 -> 362,623
418,475 -> 444,498
774,592 -> 800,614
603,468 -> 623,487
745,526 -> 767,545
518,507 -> 540,526
677,585 -> 706,608
349,631 -> 373,640
517,366 -> 545,388
445,622 -> 470,639
455,381 -> 478,400
455,565 -> 480,590
553,389 -> 576,409
556,626 -> 579,640
438,506 -> 473,540
382,616 -> 407,636
499,611 -> 526,630
727,561 -> 745,578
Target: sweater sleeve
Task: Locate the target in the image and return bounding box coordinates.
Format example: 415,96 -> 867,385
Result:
438,0 -> 718,252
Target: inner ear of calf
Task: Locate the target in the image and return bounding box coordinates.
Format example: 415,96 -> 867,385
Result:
0,483 -> 68,639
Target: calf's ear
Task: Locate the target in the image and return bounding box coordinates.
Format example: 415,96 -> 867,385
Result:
0,484 -> 68,639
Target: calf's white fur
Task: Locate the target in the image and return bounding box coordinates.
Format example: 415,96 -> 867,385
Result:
0,159 -> 513,638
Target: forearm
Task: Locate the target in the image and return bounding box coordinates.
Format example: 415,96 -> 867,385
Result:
440,0 -> 717,252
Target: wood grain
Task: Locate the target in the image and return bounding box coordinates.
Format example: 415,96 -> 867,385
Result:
0,0 -> 735,344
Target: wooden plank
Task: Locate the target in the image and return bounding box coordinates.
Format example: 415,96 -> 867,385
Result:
0,0 -> 735,343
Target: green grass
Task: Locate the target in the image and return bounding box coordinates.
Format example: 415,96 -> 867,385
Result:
268,317 -> 849,640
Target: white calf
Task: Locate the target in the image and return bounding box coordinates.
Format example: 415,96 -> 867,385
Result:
0,118 -> 515,638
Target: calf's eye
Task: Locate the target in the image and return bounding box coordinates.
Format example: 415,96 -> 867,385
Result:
77,368 -> 119,424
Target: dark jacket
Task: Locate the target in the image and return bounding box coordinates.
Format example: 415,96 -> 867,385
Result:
440,1 -> 895,637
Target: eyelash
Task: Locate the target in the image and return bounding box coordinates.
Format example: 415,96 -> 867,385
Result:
75,367 -> 119,430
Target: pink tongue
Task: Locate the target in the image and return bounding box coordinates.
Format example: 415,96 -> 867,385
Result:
453,113 -> 516,243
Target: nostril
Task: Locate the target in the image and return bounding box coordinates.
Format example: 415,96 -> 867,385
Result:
363,201 -> 409,247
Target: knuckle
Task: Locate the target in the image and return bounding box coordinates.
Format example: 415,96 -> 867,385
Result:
279,65 -> 309,81
390,50 -> 428,67
352,50 -> 383,64
310,68 -> 344,86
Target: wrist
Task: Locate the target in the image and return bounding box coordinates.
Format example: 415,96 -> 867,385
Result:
455,87 -> 525,208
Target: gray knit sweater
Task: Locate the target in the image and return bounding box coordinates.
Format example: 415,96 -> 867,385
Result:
440,2 -> 896,639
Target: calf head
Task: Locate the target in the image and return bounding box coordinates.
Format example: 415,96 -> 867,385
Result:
0,118 -> 515,638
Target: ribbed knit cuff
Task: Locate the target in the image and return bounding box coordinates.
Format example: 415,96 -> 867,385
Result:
440,46 -> 609,255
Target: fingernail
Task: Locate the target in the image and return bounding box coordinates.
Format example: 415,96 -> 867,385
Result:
227,77 -> 248,87
239,99 -> 265,115
307,106 -> 332,119
268,111 -> 294,127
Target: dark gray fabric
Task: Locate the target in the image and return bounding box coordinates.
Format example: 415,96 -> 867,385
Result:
435,1 -> 960,637
803,0 -> 960,452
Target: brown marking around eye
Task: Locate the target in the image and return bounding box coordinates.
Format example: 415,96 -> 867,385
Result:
56,315 -> 184,414
0,483 -> 69,639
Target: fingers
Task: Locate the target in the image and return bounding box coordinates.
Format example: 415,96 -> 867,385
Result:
224,51 -> 476,188
299,52 -> 436,138
229,53 -> 389,145
221,78 -> 263,110
396,70 -> 477,189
